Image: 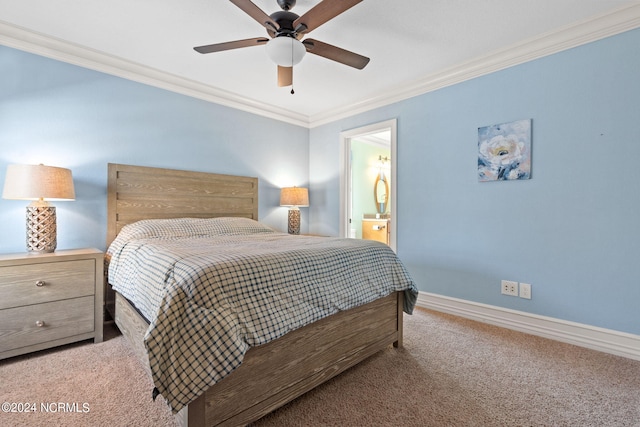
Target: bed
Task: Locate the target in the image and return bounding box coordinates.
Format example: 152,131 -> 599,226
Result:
105,163 -> 417,427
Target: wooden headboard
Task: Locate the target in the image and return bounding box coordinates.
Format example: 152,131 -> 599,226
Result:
106,163 -> 259,247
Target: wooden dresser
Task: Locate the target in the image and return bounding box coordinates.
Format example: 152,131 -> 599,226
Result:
0,248 -> 103,360
362,218 -> 390,245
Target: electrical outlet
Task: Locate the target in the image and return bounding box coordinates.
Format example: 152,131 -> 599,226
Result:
501,280 -> 518,296
519,283 -> 532,299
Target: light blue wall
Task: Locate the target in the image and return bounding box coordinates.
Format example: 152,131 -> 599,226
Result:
2,27 -> 639,336
0,46 -> 309,254
310,28 -> 640,335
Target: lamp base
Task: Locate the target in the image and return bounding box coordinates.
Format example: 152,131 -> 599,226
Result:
288,208 -> 301,235
26,204 -> 57,253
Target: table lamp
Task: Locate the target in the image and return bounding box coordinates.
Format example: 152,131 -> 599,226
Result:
280,187 -> 309,235
2,164 -> 76,253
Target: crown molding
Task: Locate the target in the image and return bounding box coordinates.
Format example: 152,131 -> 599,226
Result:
2,4 -> 640,130
0,20 -> 310,128
308,3 -> 640,127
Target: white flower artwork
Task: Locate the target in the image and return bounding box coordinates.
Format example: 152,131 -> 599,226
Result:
478,119 -> 531,181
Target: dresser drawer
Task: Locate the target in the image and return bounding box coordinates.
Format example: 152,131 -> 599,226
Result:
0,296 -> 94,354
0,259 -> 95,310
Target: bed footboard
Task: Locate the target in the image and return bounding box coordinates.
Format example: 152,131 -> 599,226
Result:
114,291 -> 404,427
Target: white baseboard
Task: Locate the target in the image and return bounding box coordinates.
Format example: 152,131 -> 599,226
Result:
416,292 -> 640,361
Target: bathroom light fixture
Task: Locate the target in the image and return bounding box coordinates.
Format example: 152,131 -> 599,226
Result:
280,186 -> 309,235
2,163 -> 75,253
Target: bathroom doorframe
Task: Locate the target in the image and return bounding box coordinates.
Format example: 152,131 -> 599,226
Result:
339,119 -> 397,252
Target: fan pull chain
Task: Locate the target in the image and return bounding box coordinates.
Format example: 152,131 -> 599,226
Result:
290,39 -> 295,95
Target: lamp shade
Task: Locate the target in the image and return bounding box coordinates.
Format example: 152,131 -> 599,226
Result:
2,164 -> 75,201
266,36 -> 306,67
280,187 -> 309,207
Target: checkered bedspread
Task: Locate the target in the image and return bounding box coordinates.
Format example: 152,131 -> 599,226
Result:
106,217 -> 417,413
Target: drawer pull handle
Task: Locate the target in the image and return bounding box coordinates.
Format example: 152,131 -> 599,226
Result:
372,225 -> 385,230
35,280 -> 46,287
35,320 -> 45,327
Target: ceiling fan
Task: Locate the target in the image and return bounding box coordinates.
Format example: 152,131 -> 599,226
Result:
194,0 -> 370,91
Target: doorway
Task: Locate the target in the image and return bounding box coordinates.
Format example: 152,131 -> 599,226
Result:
339,119 -> 397,251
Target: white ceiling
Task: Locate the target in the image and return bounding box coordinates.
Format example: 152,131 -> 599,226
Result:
1,1 -> 639,127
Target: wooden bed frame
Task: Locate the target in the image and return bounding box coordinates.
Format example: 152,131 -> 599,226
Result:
106,163 -> 404,427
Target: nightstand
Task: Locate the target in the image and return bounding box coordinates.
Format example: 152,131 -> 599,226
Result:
0,248 -> 103,360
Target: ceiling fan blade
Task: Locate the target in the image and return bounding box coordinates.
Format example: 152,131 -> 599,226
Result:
293,0 -> 362,34
230,0 -> 280,32
278,66 -> 293,87
302,39 -> 370,69
194,37 -> 269,54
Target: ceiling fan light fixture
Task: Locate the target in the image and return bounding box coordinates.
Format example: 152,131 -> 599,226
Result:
266,36 -> 306,67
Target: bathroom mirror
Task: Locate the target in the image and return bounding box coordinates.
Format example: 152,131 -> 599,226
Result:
374,174 -> 389,214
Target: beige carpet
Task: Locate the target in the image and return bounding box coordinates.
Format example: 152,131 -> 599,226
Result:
1,308 -> 639,426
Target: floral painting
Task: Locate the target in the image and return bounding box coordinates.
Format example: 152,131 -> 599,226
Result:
478,119 -> 531,181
